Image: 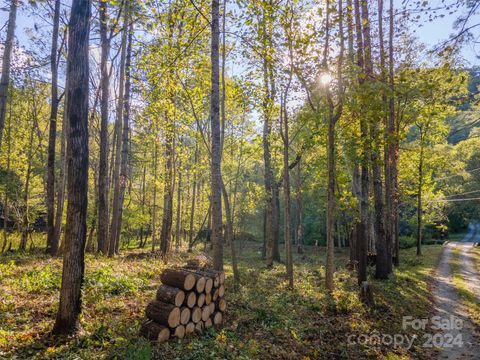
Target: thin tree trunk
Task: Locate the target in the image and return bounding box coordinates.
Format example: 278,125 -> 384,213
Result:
188,143 -> 198,251
210,0 -> 223,271
389,0 -> 399,267
175,162 -> 182,251
295,161 -> 303,254
115,19 -> 133,255
1,91 -> 13,253
46,0 -> 62,255
53,94 -> 68,251
417,132 -> 424,256
108,1 -> 129,256
373,0 -> 389,279
151,140 -> 158,252
0,0 -> 18,150
97,0 -> 111,255
354,0 -> 368,286
20,120 -> 35,252
52,0 -> 90,335
159,118 -> 174,256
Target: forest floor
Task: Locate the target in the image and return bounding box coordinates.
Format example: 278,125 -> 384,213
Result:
0,239 -> 472,360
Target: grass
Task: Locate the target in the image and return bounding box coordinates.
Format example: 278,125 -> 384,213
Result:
0,240 -> 444,360
450,246 -> 480,328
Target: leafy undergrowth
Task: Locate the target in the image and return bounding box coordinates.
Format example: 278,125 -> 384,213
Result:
0,243 -> 443,359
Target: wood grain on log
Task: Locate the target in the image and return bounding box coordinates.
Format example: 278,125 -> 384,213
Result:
145,300 -> 180,328
180,306 -> 191,325
185,291 -> 196,308
205,292 -> 212,305
191,306 -> 202,323
156,284 -> 185,307
173,324 -> 185,338
195,321 -> 204,332
201,305 -> 210,321
139,320 -> 170,343
185,322 -> 195,334
216,298 -> 226,312
160,269 -> 195,291
212,311 -> 223,325
204,317 -> 213,328
197,292 -> 205,307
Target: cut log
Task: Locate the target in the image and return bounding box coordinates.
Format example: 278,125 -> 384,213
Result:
212,311 -> 223,325
201,305 -> 210,321
145,300 -> 180,328
208,302 -> 215,315
197,269 -> 221,287
204,277 -> 213,293
197,293 -> 205,307
173,324 -> 185,338
212,288 -> 219,301
195,321 -> 204,332
191,306 -> 202,323
218,284 -> 225,298
160,269 -> 196,291
185,322 -> 195,334
156,285 -> 185,307
140,320 -> 170,343
205,317 -> 213,328
180,306 -> 191,325
205,292 -> 212,305
194,275 -> 206,293
185,292 -> 197,308
216,298 -> 226,312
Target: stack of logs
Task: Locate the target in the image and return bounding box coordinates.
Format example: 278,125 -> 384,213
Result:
140,268 -> 226,342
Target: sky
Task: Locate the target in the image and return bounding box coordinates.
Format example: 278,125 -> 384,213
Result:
0,0 -> 478,70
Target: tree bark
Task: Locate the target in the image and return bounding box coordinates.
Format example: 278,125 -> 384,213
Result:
188,143 -> 198,251
108,1 -> 129,256
52,0 -> 90,335
374,0 -> 390,279
417,131 -> 424,256
0,0 -> 18,151
97,0 -> 111,255
46,0 -> 62,256
210,0 -> 223,271
354,0 -> 368,286
159,117 -> 174,256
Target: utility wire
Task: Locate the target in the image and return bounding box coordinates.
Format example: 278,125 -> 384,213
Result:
433,167 -> 480,182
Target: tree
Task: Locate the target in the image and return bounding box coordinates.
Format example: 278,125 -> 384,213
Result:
53,0 -> 91,335
0,0 -> 19,151
97,0 -> 111,255
210,0 -> 223,271
46,0 -> 62,256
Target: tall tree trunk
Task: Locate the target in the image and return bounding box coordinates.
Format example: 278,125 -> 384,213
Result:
175,162 -> 182,251
151,140 -> 158,252
210,0 -> 223,270
115,19 -> 133,255
281,97 -> 293,289
159,118 -> 174,256
1,93 -> 13,253
53,94 -> 68,251
46,0 -> 62,256
0,0 -> 18,150
295,161 -> 303,253
354,0 -> 368,286
19,124 -> 35,252
97,0 -> 111,255
417,132 -> 424,256
389,0 -> 399,267
188,143 -> 198,251
374,0 -> 389,279
52,0 -> 90,335
108,1 -> 129,256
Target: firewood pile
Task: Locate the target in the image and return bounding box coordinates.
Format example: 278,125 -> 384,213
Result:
140,267 -> 226,342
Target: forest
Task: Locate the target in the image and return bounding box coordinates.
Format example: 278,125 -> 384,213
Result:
0,0 -> 479,359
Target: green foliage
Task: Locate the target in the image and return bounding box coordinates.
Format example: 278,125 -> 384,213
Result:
20,265 -> 62,293
85,267 -> 147,297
